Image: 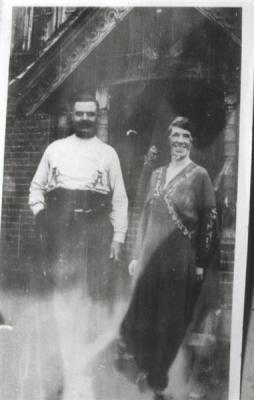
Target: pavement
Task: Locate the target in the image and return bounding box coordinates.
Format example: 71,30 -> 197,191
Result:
0,275 -> 154,400
0,272 -> 235,400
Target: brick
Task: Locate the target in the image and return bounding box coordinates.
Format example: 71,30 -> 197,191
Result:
219,271 -> 234,283
1,109 -> 52,268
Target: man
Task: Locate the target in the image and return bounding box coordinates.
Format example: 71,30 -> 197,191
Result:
29,94 -> 128,301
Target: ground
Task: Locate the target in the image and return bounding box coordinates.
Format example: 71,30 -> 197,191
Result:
0,272 -> 230,400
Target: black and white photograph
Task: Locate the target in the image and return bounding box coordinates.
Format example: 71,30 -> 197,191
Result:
0,2 -> 253,400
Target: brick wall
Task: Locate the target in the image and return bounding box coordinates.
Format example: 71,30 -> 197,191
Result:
0,102 -> 52,280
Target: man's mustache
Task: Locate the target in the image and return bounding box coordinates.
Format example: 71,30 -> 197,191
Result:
77,121 -> 95,128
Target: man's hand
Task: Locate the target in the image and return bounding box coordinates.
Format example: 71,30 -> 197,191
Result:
128,259 -> 138,276
196,267 -> 204,281
109,241 -> 122,263
35,209 -> 48,248
35,209 -> 47,233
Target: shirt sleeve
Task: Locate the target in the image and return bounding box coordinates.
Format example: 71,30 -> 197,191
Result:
108,150 -> 128,243
29,148 -> 50,215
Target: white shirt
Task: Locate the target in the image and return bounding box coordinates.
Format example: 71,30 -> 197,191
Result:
29,134 -> 128,243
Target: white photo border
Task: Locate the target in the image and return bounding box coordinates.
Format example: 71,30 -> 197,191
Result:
0,2 -> 253,400
230,3 -> 254,400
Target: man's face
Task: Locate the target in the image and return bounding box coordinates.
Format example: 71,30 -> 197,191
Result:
71,101 -> 98,138
168,126 -> 192,161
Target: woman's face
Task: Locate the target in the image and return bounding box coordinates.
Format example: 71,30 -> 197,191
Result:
168,126 -> 192,161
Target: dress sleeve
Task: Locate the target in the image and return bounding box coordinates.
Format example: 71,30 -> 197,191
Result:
196,171 -> 219,269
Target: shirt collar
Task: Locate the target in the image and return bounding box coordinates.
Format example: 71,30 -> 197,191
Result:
72,134 -> 99,143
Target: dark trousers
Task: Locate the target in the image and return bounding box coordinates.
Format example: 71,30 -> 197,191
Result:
40,189 -> 117,304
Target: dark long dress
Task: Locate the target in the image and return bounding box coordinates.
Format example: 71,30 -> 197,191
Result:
118,161 -> 219,391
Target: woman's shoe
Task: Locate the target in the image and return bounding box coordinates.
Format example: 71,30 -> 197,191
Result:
136,371 -> 149,392
189,384 -> 206,399
153,393 -> 165,400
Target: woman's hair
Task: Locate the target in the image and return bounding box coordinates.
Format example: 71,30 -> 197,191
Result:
168,116 -> 194,138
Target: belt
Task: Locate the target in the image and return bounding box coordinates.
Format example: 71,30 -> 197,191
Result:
46,188 -> 111,215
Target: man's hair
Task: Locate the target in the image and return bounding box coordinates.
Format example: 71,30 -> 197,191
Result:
71,93 -> 99,112
168,116 -> 194,138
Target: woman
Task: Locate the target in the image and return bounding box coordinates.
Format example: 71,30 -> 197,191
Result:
116,116 -> 219,398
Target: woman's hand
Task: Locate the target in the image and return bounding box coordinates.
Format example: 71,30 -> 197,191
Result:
128,259 -> 138,276
109,241 -> 122,263
196,267 -> 204,281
